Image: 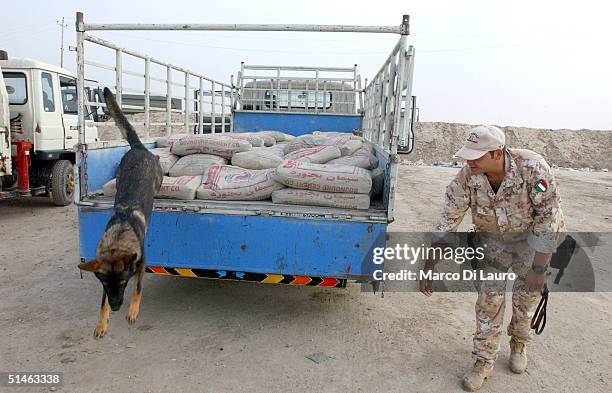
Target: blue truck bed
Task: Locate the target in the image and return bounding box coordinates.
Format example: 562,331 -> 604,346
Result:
77,112 -> 389,286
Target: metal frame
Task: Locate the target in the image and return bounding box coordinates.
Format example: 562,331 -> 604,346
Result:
361,35 -> 415,221
237,64 -> 363,115
80,34 -> 233,135
81,23 -> 403,34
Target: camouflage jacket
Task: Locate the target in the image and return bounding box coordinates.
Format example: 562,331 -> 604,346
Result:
435,148 -> 566,253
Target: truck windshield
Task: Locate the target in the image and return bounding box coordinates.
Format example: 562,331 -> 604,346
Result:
2,72 -> 27,105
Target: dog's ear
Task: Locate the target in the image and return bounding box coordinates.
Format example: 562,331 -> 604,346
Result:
78,259 -> 101,272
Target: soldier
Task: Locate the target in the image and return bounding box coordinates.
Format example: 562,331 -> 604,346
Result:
419,125 -> 565,391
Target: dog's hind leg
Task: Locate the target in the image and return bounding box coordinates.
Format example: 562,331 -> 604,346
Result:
126,261 -> 145,325
94,293 -> 110,338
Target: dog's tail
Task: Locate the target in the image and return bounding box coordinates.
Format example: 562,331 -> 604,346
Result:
103,87 -> 144,149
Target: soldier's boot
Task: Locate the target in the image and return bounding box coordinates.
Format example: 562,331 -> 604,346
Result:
462,360 -> 494,392
509,339 -> 527,374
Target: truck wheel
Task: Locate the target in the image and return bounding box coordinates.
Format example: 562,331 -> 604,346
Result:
50,160 -> 75,206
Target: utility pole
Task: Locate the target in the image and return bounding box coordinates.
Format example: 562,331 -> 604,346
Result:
56,17 -> 67,68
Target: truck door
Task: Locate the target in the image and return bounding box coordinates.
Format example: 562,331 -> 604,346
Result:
38,71 -> 65,151
0,67 -> 11,177
59,76 -> 78,149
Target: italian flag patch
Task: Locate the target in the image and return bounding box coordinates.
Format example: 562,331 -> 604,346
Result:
535,179 -> 548,192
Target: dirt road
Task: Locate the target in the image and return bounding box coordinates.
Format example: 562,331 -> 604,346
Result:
0,166 -> 610,393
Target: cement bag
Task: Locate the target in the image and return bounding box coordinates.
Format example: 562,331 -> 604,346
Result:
284,145 -> 341,164
157,175 -> 202,200
327,136 -> 363,156
169,154 -> 228,176
313,131 -> 362,140
156,133 -> 190,148
284,134 -> 363,156
231,146 -> 285,170
148,148 -> 180,175
275,160 -> 372,194
252,132 -> 276,147
272,189 -> 370,210
102,178 -> 117,197
326,147 -> 378,169
170,135 -> 251,158
197,165 -> 284,200
257,130 -> 295,143
370,167 -> 385,198
230,133 -> 265,147
283,135 -> 328,154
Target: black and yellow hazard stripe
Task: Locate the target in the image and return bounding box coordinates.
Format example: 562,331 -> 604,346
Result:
146,266 -> 346,288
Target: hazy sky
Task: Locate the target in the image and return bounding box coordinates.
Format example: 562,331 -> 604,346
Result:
2,0 -> 610,130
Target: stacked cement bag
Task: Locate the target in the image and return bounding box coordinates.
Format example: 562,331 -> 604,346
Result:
229,133 -> 265,147
197,165 -> 284,200
370,167 -> 385,198
155,133 -> 190,148
272,159 -> 372,210
326,146 -> 378,169
284,133 -> 363,156
170,134 -> 252,158
149,147 -> 180,175
275,160 -> 372,194
284,145 -> 341,164
157,176 -> 202,200
313,131 -> 361,139
256,130 -> 295,143
272,189 -> 370,210
169,154 -> 227,176
231,144 -> 286,170
99,131 -> 379,209
253,133 -> 276,147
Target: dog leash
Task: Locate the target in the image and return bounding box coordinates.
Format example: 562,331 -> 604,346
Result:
530,283 -> 548,335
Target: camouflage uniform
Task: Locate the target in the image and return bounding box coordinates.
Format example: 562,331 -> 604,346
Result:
435,148 -> 565,364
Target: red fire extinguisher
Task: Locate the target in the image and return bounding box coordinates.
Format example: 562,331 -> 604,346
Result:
13,140 -> 33,196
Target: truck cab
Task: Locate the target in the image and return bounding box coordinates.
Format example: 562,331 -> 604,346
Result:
0,53 -> 99,205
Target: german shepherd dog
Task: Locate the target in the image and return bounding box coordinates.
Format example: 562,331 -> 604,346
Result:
79,88 -> 162,338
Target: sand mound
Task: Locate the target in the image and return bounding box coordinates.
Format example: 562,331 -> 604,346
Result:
404,122 -> 612,169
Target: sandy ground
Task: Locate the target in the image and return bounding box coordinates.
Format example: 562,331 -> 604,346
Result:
0,165 -> 610,393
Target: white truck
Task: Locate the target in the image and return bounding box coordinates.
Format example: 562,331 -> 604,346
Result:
0,50 -> 99,205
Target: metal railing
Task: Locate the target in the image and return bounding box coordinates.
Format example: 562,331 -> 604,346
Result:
77,33 -> 234,142
361,29 -> 415,220
237,64 -> 363,115
362,36 -> 415,154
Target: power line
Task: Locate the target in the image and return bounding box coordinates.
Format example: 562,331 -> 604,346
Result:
99,31 -> 578,56
419,36 -> 572,53
1,20 -> 56,36
98,32 -> 392,55
0,25 -> 57,42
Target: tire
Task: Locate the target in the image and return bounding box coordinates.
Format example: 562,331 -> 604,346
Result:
50,160 -> 75,206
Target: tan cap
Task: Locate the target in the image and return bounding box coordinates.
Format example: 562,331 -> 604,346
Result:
454,125 -> 505,160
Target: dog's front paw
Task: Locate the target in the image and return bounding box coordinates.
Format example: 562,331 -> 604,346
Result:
126,308 -> 139,325
94,323 -> 107,339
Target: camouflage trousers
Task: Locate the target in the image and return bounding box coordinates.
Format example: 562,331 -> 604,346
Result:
472,241 -> 541,364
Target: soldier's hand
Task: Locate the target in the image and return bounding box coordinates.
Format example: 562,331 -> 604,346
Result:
525,269 -> 546,292
419,261 -> 435,297
419,242 -> 444,297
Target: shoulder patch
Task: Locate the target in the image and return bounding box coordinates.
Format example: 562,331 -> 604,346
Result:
534,178 -> 548,192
